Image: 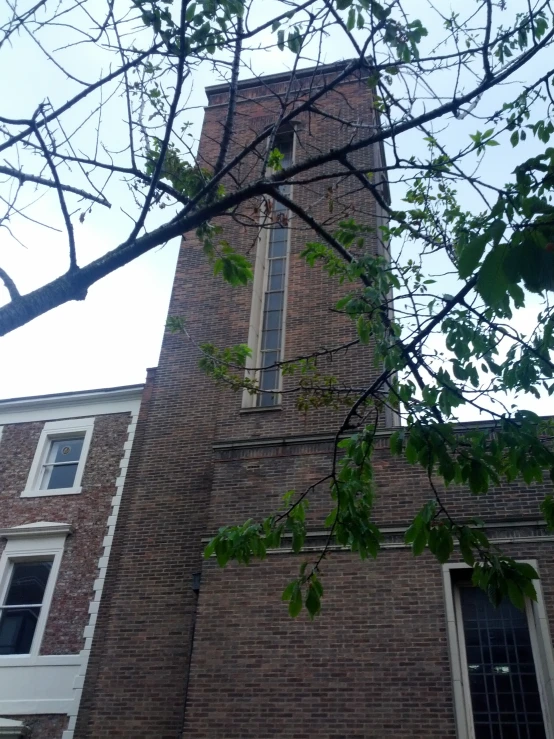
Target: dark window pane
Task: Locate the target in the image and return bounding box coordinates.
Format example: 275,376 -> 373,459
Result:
267,292 -> 283,311
260,369 -> 278,391
0,607 -> 41,655
50,437 -> 83,464
269,272 -> 285,291
269,240 -> 287,262
258,391 -> 278,407
268,234 -> 287,258
260,351 -> 278,368
263,311 -> 282,331
5,561 -> 51,605
262,330 -> 280,351
460,587 -> 547,739
268,258 -> 286,276
46,463 -> 78,490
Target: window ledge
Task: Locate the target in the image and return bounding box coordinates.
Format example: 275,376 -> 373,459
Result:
20,486 -> 82,498
0,522 -> 73,539
240,405 -> 282,414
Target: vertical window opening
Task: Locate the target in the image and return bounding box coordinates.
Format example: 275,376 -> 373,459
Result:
256,128 -> 294,407
0,560 -> 53,655
457,582 -> 548,739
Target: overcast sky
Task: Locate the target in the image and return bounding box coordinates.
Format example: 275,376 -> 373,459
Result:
0,2 -> 310,399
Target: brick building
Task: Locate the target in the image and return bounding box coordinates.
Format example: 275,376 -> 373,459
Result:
5,62 -> 554,738
0,385 -> 142,738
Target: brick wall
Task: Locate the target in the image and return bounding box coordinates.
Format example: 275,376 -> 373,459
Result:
0,410 -> 133,739
0,413 -> 132,655
76,63 -> 554,739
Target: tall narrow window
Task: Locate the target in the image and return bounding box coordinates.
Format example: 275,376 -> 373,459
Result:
458,585 -> 547,739
0,560 -> 52,655
256,128 -> 294,407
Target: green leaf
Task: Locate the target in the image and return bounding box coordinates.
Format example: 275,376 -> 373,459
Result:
281,581 -> 296,601
542,494 -> 554,530
287,28 -> 302,53
288,585 -> 302,617
390,430 -> 403,455
357,315 -> 371,344
514,562 -> 539,581
477,245 -> 509,308
277,29 -> 285,50
335,0 -> 351,8
412,526 -> 428,556
346,7 -> 355,30
458,233 -> 488,278
305,584 -> 321,619
507,579 -> 525,610
459,528 -> 475,566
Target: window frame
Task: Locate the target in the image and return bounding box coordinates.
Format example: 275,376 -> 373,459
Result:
242,126 -> 296,410
442,561 -> 554,739
21,417 -> 94,497
0,526 -> 70,659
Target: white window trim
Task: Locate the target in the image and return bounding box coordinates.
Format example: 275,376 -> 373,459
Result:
442,561 -> 554,739
0,523 -> 72,660
0,717 -> 28,737
21,417 -> 94,497
242,129 -> 296,409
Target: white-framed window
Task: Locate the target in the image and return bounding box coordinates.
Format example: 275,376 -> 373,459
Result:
22,417 -> 94,497
443,562 -> 554,739
0,523 -> 71,658
243,126 -> 295,409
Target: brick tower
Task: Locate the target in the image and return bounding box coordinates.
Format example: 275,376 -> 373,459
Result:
75,62 -> 554,739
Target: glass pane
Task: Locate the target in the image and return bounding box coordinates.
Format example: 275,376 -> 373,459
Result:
269,230 -> 287,255
4,561 -> 52,605
0,607 -> 41,655
47,437 -> 84,464
258,391 -> 278,407
460,587 -> 547,739
268,257 -> 286,276
269,272 -> 285,292
46,463 -> 78,490
260,351 -> 278,368
267,292 -> 284,311
273,200 -> 287,216
260,368 -> 278,391
263,311 -> 282,332
262,330 -> 280,351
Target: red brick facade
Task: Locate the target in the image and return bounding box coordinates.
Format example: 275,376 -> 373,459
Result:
75,64 -> 554,739
0,389 -> 141,738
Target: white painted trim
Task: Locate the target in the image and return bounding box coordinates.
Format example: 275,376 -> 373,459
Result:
21,418 -> 94,498
0,717 -> 28,737
61,405 -> 141,739
0,523 -> 73,539
0,655 -> 80,668
0,386 -> 142,426
0,528 -> 71,659
442,561 -> 554,739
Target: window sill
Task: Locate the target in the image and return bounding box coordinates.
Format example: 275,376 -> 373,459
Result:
240,405 -> 282,414
20,486 -> 82,498
0,654 -> 81,667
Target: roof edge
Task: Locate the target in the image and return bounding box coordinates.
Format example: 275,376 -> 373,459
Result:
205,58 -> 363,96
